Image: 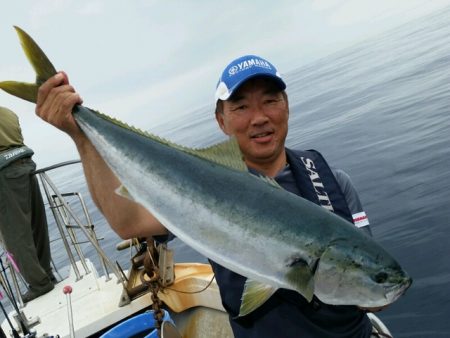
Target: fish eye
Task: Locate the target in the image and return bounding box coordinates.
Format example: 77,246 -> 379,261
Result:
374,272 -> 388,284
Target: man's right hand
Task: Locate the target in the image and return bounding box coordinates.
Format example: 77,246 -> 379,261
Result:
36,71 -> 84,140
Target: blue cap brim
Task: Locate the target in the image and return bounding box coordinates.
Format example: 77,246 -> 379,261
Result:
215,74 -> 286,101
215,55 -> 286,101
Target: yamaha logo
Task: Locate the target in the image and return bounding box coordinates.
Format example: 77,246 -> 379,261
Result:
228,58 -> 272,76
229,65 -> 239,75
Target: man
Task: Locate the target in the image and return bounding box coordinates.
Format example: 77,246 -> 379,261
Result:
0,106 -> 55,303
36,55 -> 377,337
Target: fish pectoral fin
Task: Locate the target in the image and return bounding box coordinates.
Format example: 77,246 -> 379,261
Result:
238,279 -> 277,317
115,184 -> 135,201
295,273 -> 314,303
190,137 -> 248,172
285,258 -> 315,303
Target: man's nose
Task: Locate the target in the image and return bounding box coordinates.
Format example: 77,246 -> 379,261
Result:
250,104 -> 269,125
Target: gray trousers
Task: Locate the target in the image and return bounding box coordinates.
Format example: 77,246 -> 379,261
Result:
0,157 -> 52,291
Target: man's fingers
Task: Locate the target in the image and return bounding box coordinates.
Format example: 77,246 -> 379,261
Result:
58,71 -> 70,85
35,71 -> 83,136
36,72 -> 65,108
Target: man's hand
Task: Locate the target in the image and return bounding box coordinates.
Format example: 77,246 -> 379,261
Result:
36,71 -> 84,139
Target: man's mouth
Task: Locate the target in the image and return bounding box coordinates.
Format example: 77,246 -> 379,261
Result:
251,131 -> 272,138
250,131 -> 274,143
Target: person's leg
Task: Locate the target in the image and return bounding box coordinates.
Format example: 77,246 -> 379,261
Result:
29,169 -> 53,278
0,160 -> 53,300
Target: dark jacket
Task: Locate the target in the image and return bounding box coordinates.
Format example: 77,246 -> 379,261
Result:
210,148 -> 372,338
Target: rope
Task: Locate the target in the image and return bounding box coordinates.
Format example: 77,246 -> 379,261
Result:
165,274 -> 216,294
139,238 -> 216,336
142,239 -> 164,337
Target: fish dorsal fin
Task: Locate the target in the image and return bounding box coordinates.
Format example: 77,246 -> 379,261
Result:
186,137 -> 247,172
238,280 -> 277,317
85,109 -> 247,172
257,175 -> 283,189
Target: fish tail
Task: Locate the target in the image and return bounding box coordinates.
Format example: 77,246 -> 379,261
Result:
0,26 -> 57,103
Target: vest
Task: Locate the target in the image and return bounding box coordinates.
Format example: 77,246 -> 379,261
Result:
209,148 -> 371,338
285,148 -> 353,223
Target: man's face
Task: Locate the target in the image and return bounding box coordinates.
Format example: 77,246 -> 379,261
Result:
216,77 -> 289,169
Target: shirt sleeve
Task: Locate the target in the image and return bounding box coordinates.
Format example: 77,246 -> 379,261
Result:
331,168 -> 372,236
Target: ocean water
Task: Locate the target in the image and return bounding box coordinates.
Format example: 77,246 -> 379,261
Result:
2,6 -> 449,338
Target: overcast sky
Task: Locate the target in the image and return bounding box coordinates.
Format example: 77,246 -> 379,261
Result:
1,0 -> 449,166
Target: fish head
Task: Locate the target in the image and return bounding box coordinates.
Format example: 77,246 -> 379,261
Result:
312,238 -> 412,307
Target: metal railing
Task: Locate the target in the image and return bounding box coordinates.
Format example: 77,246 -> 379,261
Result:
34,160 -> 125,284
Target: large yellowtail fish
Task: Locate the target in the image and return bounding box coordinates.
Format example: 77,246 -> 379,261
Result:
0,27 -> 411,316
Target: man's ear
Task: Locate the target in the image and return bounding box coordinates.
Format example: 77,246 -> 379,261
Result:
215,111 -> 230,135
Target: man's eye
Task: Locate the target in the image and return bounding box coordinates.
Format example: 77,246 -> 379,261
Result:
265,99 -> 279,104
232,105 -> 246,111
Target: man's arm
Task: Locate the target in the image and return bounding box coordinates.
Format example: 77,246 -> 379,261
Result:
36,72 -> 167,239
332,168 -> 372,236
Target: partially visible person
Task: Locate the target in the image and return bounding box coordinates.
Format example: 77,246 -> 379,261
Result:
0,106 -> 55,302
34,56 -> 382,337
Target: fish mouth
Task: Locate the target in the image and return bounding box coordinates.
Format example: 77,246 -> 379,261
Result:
385,277 -> 412,303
